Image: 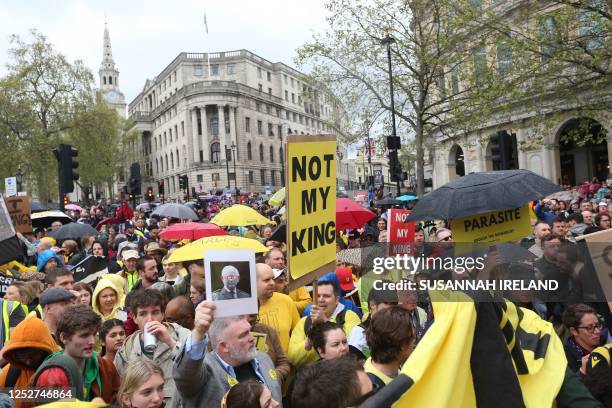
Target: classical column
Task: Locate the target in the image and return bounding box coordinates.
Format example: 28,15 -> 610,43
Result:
201,106 -> 210,162
229,105 -> 237,150
191,108 -> 199,163
218,104 -> 226,147
541,138 -> 552,181
516,128 -> 527,170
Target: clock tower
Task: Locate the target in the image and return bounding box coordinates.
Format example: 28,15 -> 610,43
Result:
99,22 -> 126,117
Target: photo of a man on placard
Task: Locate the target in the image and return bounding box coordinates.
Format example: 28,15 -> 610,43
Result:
212,265 -> 250,300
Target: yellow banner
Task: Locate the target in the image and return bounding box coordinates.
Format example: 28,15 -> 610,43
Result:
287,135 -> 337,282
451,205 -> 531,244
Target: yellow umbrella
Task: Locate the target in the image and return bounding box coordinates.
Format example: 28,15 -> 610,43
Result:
269,187 -> 285,208
210,204 -> 272,227
36,401 -> 106,408
167,235 -> 269,263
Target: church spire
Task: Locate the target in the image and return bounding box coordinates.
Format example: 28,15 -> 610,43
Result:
101,21 -> 116,71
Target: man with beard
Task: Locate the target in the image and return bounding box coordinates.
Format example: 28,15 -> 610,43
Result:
212,265 -> 250,300
173,301 -> 282,407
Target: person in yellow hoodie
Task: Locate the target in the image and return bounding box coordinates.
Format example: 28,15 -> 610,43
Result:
0,316 -> 60,408
92,276 -> 127,322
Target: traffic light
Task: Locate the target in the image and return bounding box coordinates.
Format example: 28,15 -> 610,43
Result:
146,187 -> 154,201
128,163 -> 141,195
489,131 -> 517,170
386,136 -> 401,150
389,151 -> 403,182
63,195 -> 68,206
179,175 -> 189,190
53,144 -> 79,194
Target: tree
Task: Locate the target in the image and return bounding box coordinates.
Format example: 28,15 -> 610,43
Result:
0,29 -> 93,202
297,0 -> 519,197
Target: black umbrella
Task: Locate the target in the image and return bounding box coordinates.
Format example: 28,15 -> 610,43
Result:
48,222 -> 98,240
152,203 -> 199,220
375,198 -> 403,207
407,170 -> 560,221
269,221 -> 286,243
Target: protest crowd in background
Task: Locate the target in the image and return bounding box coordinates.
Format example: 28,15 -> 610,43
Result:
0,173 -> 610,408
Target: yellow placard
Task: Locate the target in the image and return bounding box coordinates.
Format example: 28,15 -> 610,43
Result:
451,205 -> 531,244
287,135 -> 337,284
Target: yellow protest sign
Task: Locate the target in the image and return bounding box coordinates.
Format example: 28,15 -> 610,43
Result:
451,205 -> 531,244
287,134 -> 336,289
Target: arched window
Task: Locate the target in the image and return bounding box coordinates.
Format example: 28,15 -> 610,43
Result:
279,147 -> 283,163
247,142 -> 252,160
165,155 -> 168,171
109,76 -> 113,85
155,158 -> 159,174
259,144 -> 264,161
270,146 -> 274,162
211,142 -> 221,163
103,76 -> 106,85
176,149 -> 180,168
170,152 -> 174,169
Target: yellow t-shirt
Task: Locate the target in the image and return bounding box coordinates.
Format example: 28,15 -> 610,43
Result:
288,286 -> 312,315
258,292 -> 300,352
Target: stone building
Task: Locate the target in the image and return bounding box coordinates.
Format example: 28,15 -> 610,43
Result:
425,2 -> 611,189
99,22 -> 126,118
126,50 -> 343,201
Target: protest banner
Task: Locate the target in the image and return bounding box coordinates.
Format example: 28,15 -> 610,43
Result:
451,205 -> 531,244
387,208 -> 415,256
4,195 -> 32,234
0,271 -> 18,297
0,196 -> 23,266
286,134 -> 337,290
576,228 -> 612,304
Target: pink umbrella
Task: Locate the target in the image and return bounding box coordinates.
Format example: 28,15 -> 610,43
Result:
159,222 -> 228,240
336,198 -> 376,230
65,203 -> 84,212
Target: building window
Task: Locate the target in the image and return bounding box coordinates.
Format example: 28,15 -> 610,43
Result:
173,71 -> 177,82
298,95 -> 302,105
270,145 -> 274,162
291,78 -> 294,87
103,77 -> 106,85
181,121 -> 185,136
227,63 -> 235,74
258,84 -> 263,92
473,46 -> 487,84
194,65 -> 203,76
277,125 -> 282,138
266,105 -> 271,114
257,67 -> 262,78
285,90 -> 288,101
258,120 -> 263,135
197,174 -> 203,182
176,148 -> 180,168
248,171 -> 254,184
259,144 -> 264,161
451,63 -> 459,94
245,117 -> 251,133
291,93 -> 295,103
212,173 -> 220,182
211,118 -> 219,137
276,108 -> 280,117
284,74 -> 288,84
260,169 -> 266,184
247,141 -> 252,160
268,87 -> 272,95
256,102 -> 261,112
496,40 -> 512,76
271,170 -> 276,186
539,16 -> 560,60
267,72 -> 271,81
211,64 -> 219,76
169,128 -> 173,142
109,77 -> 112,84
268,123 -> 274,136
211,142 -> 221,163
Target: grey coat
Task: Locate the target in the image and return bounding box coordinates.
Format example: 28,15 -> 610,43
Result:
173,345 -> 282,408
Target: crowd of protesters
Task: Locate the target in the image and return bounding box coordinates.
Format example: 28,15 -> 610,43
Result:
0,178 -> 609,408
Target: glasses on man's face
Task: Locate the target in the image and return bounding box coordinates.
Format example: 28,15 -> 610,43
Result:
440,235 -> 452,242
576,323 -> 601,333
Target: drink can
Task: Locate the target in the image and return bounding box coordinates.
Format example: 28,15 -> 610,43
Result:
143,323 -> 157,353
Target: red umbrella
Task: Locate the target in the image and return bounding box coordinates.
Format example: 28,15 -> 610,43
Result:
159,222 -> 228,240
336,198 -> 376,230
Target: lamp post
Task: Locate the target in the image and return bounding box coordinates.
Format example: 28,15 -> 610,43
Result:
224,145 -> 232,199
231,142 -> 238,200
15,168 -> 23,192
381,33 -> 401,196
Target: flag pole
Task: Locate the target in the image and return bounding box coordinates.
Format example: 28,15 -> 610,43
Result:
204,12 -> 211,78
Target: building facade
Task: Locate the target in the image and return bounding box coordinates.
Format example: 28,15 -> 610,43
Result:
127,50 -> 343,201
425,2 -> 611,189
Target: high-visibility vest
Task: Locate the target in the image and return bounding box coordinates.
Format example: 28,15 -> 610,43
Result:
126,271 -> 138,292
23,304 -> 44,319
1,300 -> 23,347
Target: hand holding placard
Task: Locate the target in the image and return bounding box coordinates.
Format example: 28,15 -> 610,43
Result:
193,300 -> 216,341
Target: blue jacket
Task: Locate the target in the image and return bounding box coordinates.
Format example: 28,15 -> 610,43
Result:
36,250 -> 63,272
534,202 -> 555,224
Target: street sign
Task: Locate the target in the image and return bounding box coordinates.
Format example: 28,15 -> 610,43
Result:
4,177 -> 16,197
264,184 -> 271,195
373,170 -> 384,187
226,188 -> 232,198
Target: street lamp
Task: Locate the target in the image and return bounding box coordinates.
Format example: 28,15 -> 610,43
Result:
231,142 -> 238,199
381,33 -> 401,195
15,168 -> 24,192
224,145 -> 233,199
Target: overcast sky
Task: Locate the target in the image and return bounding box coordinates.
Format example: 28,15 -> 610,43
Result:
0,0 -> 329,102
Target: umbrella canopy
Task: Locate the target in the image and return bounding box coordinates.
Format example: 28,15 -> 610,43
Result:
65,204 -> 84,212
336,198 -> 377,230
152,203 -> 199,220
31,211 -> 73,228
397,195 -> 418,201
269,187 -> 285,208
136,202 -> 151,211
159,222 -> 228,240
375,198 -> 403,207
546,190 -> 581,202
210,204 -> 272,227
336,245 -> 385,267
167,235 -> 269,263
29,201 -> 49,213
407,170 -> 561,221
48,222 -> 98,240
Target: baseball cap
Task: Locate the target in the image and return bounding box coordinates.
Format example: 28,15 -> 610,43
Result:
599,201 -> 607,207
272,268 -> 285,279
122,249 -> 140,261
39,288 -> 76,308
335,267 -> 355,291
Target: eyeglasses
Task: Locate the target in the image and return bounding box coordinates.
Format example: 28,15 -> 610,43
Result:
439,236 -> 452,242
576,323 -> 601,333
